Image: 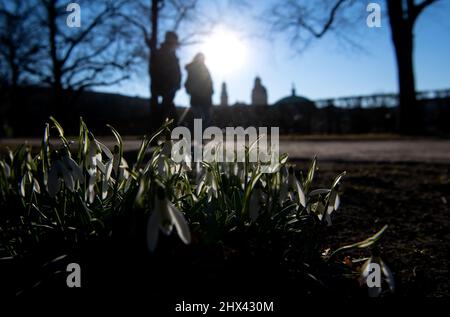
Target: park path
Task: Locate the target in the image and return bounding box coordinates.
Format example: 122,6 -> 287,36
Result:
1,138 -> 450,164
279,140 -> 450,163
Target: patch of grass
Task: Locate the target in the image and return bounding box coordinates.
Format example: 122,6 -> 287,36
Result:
0,118 -> 392,297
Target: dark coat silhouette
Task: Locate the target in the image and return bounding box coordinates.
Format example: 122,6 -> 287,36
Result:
185,53 -> 213,110
185,53 -> 213,127
152,31 -> 181,123
153,42 -> 181,97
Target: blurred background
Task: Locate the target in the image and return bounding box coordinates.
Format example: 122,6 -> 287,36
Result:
1,0 -> 450,137
1,0 -> 450,297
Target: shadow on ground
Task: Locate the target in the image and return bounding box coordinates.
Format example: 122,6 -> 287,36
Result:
298,160 -> 450,297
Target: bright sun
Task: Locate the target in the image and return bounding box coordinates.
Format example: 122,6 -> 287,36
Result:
201,27 -> 246,78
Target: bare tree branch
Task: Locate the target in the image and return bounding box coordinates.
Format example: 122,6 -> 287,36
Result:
299,0 -> 346,38
410,0 -> 439,23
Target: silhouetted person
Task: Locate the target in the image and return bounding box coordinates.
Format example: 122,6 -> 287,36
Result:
251,76 -> 268,106
153,31 -> 181,123
185,53 -> 213,127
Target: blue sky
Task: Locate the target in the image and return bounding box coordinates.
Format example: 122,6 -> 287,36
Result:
102,0 -> 450,106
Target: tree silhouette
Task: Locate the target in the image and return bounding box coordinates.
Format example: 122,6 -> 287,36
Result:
120,0 -> 210,130
1,0 -> 143,131
0,0 -> 43,128
0,1 -> 42,89
386,0 -> 439,133
46,1 -> 136,113
268,0 -> 440,134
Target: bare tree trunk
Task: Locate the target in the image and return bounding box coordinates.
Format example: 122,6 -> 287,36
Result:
395,32 -> 419,134
7,47 -> 20,130
149,0 -> 161,132
387,0 -> 421,134
47,0 -> 64,119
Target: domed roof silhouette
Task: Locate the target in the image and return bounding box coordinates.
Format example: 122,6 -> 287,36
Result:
273,85 -> 317,133
274,86 -> 315,109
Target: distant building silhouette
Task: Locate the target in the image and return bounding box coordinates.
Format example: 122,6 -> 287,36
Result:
220,82 -> 228,106
274,84 -> 314,107
251,76 -> 268,106
273,84 -> 316,133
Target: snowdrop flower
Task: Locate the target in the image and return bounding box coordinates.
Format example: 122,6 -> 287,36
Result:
0,161 -> 11,178
86,140 -> 101,203
171,140 -> 192,172
157,140 -> 175,177
47,152 -> 83,197
85,136 -> 113,203
359,256 -> 395,297
314,202 -> 332,226
326,190 -> 340,216
97,159 -> 113,200
86,136 -> 102,176
20,171 -> 41,197
146,187 -> 191,252
308,188 -> 340,225
113,151 -> 130,181
197,167 -> 218,202
308,189 -> 332,225
260,151 -> 281,174
279,167 -> 305,207
288,167 -> 306,208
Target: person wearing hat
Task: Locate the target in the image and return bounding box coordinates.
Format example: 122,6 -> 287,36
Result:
152,31 -> 181,123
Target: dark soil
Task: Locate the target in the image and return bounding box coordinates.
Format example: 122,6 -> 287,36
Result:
297,160 -> 450,298
3,158 -> 449,303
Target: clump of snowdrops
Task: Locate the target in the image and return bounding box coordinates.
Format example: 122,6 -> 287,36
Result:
0,117 -> 393,296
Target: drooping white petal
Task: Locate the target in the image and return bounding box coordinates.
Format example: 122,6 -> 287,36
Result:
360,257 -> 382,297
117,157 -> 129,180
20,176 -> 27,197
334,193 -> 340,211
88,174 -> 96,203
313,202 -> 326,220
2,162 -> 11,178
33,178 -> 41,194
96,159 -> 106,174
101,179 -> 108,200
87,142 -> 99,171
168,203 -> 191,245
96,140 -> 113,160
105,160 -> 113,181
380,259 -> 395,292
196,173 -> 206,196
295,179 -> 306,207
101,160 -> 113,199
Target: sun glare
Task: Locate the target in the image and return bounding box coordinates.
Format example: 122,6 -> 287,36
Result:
201,27 -> 247,78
